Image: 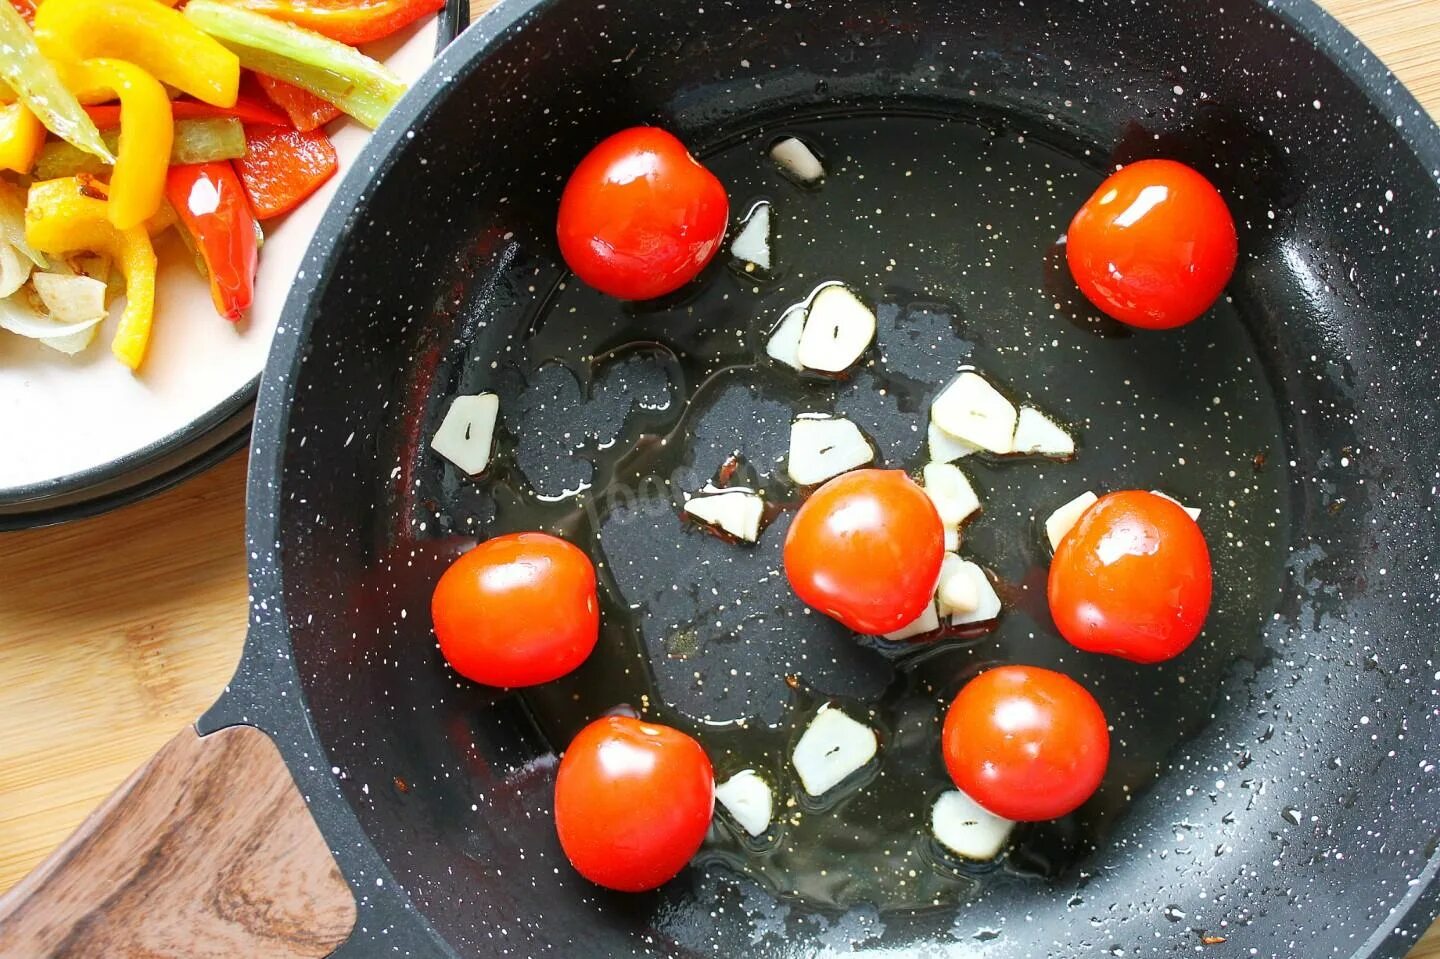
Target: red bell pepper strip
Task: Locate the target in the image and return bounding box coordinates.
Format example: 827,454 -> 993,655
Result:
165,161 -> 259,321
8,0 -> 34,25
84,96 -> 289,130
203,0 -> 444,46
255,73 -> 339,132
233,124 -> 337,220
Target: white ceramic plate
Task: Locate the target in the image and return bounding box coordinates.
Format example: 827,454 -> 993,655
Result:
0,15 -> 446,520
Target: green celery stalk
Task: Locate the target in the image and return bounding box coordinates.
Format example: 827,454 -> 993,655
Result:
34,117 -> 246,180
0,2 -> 113,163
182,0 -> 406,130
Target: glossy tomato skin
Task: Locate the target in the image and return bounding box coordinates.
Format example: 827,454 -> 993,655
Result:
783,469 -> 945,635
430,532 -> 599,687
1048,490 -> 1212,663
557,127 -> 729,301
942,665 -> 1110,822
554,716 -> 715,892
1066,158 -> 1238,329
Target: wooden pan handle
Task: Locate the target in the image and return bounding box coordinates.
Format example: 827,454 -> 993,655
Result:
0,725 -> 356,958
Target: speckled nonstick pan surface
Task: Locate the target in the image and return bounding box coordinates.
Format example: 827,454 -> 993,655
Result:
201,0 -> 1440,955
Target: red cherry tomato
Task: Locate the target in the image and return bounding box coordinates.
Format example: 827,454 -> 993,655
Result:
556,126 -> 729,301
554,715 -> 715,892
942,665 -> 1109,822
1066,158 -> 1238,329
783,469 -> 944,635
1048,490 -> 1212,664
430,532 -> 599,687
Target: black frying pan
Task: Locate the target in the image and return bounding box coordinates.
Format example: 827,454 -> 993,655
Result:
4,0 -> 1440,956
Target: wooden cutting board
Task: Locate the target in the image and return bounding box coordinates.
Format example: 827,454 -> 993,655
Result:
2,1 -> 1439,954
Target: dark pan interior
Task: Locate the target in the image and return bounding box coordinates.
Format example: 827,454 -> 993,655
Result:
264,0 -> 1440,955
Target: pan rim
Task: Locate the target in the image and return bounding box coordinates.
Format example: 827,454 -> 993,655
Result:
237,1 -> 1440,956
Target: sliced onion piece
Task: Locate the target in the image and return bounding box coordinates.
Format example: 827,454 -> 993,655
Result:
731,201 -> 771,271
1012,406 -> 1075,458
944,528 -> 960,552
0,180 -> 46,269
927,419 -> 979,463
792,705 -> 878,797
931,371 -> 1017,454
948,560 -> 1002,626
921,462 -> 980,528
430,393 -> 499,475
1044,490 -> 1099,551
715,769 -> 773,837
795,284 -> 875,373
31,272 -> 107,324
765,302 -> 806,371
683,486 -> 765,543
770,137 -> 824,185
787,414 -> 874,486
41,325 -> 99,355
883,600 -> 940,641
932,789 -> 1014,860
0,243 -> 30,298
1151,489 -> 1201,521
0,294 -> 105,340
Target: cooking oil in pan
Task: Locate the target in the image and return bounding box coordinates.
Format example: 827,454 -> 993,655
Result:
444,111 -> 1289,911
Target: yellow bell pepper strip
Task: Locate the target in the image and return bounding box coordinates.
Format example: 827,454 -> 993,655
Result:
0,102 -> 44,173
34,0 -> 240,108
57,59 -> 173,230
184,0 -> 406,129
0,1 -> 113,163
24,177 -> 158,369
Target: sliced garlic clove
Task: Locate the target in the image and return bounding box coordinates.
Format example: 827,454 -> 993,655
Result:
938,565 -> 979,615
731,201 -> 772,271
883,600 -> 940,641
1012,406 -> 1075,458
431,393 -> 500,476
928,419 -> 980,463
949,561 -> 1002,626
931,371 -> 1018,454
766,303 -> 807,371
932,789 -> 1014,860
787,414 -> 874,486
792,705 -> 879,797
922,462 -> 980,528
683,488 -> 765,543
1150,490 -> 1201,522
715,769 -> 773,837
795,285 -> 875,373
1044,490 -> 1099,551
934,553 -> 966,618
770,136 -> 825,184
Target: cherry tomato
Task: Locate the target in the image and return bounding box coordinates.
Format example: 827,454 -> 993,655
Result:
942,665 -> 1109,822
1048,490 -> 1212,664
783,469 -> 944,635
430,532 -> 599,687
554,715 -> 715,892
556,126 -> 729,301
1066,158 -> 1238,329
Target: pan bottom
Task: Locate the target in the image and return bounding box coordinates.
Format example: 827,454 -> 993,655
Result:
437,108 -> 1290,912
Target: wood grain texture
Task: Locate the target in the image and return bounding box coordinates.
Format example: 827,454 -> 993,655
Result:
1,0 -> 1439,955
0,725 -> 355,958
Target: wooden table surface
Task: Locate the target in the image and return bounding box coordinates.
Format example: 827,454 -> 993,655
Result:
3,0 -> 1440,954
